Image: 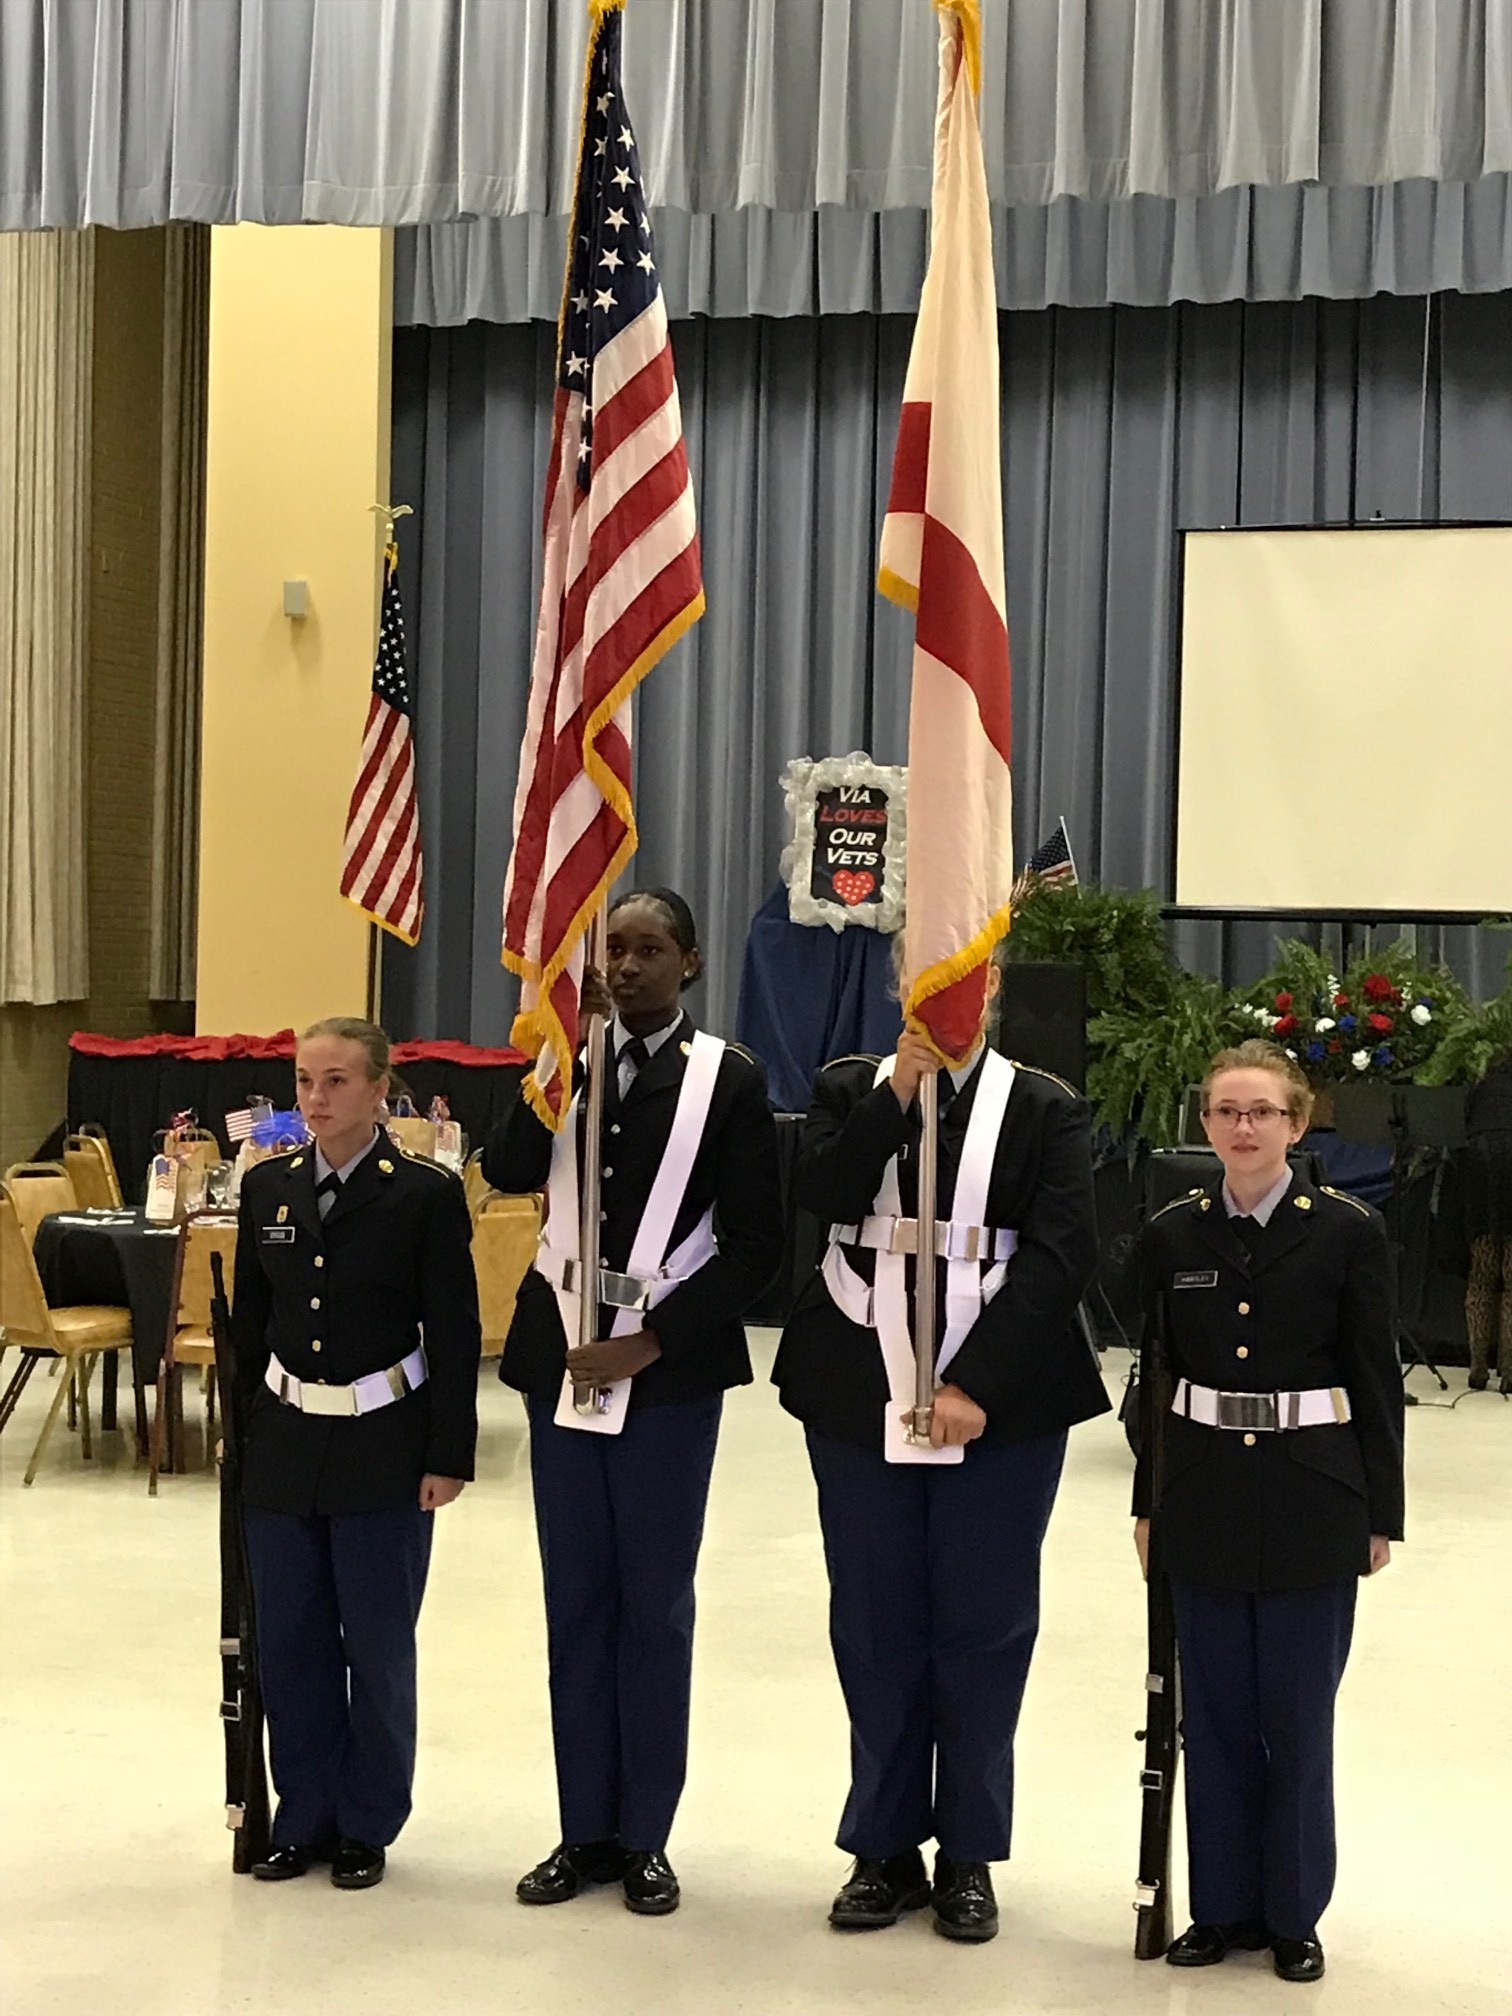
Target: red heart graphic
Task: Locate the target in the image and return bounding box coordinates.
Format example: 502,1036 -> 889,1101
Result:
832,870 -> 876,906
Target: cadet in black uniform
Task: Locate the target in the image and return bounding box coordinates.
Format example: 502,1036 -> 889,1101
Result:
1134,1039 -> 1403,1983
773,959 -> 1105,1943
483,889 -> 783,1916
232,1017 -> 480,1889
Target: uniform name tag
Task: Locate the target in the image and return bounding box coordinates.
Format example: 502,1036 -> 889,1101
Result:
260,1226 -> 296,1245
1173,1269 -> 1218,1289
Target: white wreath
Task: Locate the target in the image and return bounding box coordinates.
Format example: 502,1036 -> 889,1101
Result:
779,752 -> 908,934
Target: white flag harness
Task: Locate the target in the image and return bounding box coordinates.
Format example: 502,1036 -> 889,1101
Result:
537,1031 -> 726,1435
821,1049 -> 1018,1463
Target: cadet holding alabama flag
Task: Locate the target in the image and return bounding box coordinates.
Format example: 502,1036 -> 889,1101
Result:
773,0 -> 1106,1944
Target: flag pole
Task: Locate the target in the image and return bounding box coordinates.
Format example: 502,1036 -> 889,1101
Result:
574,904 -> 611,1416
909,1063 -> 940,1442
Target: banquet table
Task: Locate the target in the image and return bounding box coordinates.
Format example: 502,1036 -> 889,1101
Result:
31,1208 -> 183,1449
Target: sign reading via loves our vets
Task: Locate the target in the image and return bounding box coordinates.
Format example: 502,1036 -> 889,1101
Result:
779,753 -> 908,933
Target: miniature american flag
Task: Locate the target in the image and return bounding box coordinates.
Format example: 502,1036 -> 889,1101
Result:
501,0 -> 703,1128
340,545 -> 424,944
224,1108 -> 256,1143
1013,817 -> 1079,901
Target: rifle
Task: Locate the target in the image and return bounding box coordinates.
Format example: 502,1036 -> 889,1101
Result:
1132,1288 -> 1180,1959
210,1250 -> 271,1872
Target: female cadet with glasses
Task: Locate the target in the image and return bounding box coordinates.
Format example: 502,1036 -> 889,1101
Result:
483,889 -> 783,1917
1134,1038 -> 1404,1984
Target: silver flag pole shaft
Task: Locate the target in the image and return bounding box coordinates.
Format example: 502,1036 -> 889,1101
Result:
575,908 -> 610,1416
909,1064 -> 939,1443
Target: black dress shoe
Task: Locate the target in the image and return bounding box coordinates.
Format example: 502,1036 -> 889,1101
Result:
828,1852 -> 931,1931
622,1849 -> 680,1916
330,1838 -> 386,1889
1272,1936 -> 1326,1982
931,1856 -> 998,1943
252,1844 -> 315,1882
1165,1919 -> 1270,1966
516,1840 -> 628,1905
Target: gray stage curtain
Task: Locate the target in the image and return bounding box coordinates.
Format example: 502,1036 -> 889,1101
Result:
5,0 -> 1512,229
396,176 -> 1512,324
382,291 -> 1512,1048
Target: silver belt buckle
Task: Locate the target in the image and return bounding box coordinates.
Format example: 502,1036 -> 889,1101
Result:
887,1217 -> 919,1255
599,1267 -> 652,1312
301,1381 -> 358,1418
943,1223 -> 986,1261
1216,1390 -> 1277,1433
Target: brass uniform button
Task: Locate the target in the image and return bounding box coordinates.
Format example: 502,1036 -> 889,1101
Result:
314,1255 -> 325,1269
1237,1300 -> 1251,1315
603,1167 -> 613,1179
310,1297 -> 321,1311
312,1340 -> 323,1354
1243,1432 -> 1256,1446
1236,1345 -> 1249,1359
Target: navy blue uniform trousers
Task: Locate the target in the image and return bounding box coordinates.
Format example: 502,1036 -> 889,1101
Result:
1172,1575 -> 1357,1940
244,1505 -> 433,1850
805,1426 -> 1067,1862
527,1394 -> 722,1853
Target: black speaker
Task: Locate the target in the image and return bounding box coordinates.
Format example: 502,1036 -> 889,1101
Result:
994,962 -> 1087,1092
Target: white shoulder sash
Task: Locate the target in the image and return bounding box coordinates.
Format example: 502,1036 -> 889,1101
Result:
543,1030 -> 726,1435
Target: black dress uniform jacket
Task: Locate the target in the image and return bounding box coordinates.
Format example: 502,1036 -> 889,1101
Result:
232,1142 -> 481,1517
481,1012 -> 784,1408
773,1054 -> 1107,1449
1133,1172 -> 1405,1593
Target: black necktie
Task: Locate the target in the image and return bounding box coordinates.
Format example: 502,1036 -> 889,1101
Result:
618,1036 -> 651,1091
1230,1213 -> 1255,1259
316,1170 -> 343,1219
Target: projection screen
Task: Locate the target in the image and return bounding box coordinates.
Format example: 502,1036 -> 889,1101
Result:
1174,527 -> 1512,913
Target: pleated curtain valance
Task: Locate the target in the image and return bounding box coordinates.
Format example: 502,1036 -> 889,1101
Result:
3,0 -> 1511,232
394,175 -> 1512,323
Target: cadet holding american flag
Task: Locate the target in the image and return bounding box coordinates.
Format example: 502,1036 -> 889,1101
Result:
488,0 -> 782,1920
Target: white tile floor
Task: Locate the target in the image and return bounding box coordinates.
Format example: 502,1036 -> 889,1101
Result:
1,1338 -> 1507,2016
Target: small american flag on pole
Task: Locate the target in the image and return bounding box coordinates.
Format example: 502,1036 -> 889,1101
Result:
1011,817 -> 1079,903
501,0 -> 704,1128
339,545 -> 424,944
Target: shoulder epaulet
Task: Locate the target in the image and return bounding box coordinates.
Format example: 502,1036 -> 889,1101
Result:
822,1053 -> 882,1072
1010,1060 -> 1080,1098
723,1040 -> 760,1067
398,1146 -> 457,1179
244,1147 -> 300,1176
1320,1184 -> 1371,1217
1150,1187 -> 1206,1221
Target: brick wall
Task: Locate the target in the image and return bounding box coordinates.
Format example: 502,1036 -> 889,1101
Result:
0,228 -> 171,1168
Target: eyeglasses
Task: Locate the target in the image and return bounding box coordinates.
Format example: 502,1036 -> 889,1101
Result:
1204,1102 -> 1290,1129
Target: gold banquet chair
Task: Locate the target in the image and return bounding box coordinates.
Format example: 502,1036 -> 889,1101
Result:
76,1124 -> 124,1204
473,1195 -> 541,1358
3,1162 -> 78,1247
149,1213 -> 240,1494
64,1132 -> 123,1210
0,1182 -> 133,1485
462,1149 -> 493,1219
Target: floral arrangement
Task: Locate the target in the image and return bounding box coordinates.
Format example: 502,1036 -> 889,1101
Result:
1240,938 -> 1467,1084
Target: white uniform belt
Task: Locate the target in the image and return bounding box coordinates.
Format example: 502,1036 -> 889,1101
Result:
831,1214 -> 1018,1263
266,1347 -> 428,1417
536,1216 -> 718,1311
1173,1378 -> 1351,1432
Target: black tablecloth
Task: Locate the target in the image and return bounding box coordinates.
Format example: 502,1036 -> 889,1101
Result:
67,1052 -> 526,1204
32,1209 -> 180,1392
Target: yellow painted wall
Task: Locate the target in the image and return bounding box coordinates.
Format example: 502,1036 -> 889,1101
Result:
196,226 -> 392,1034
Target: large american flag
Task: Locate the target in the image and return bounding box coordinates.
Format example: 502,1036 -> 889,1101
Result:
501,0 -> 703,1128
879,1 -> 1012,1062
339,546 -> 424,944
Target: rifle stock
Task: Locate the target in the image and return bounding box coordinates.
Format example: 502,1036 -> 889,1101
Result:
210,1249 -> 271,1872
1132,1289 -> 1179,1959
